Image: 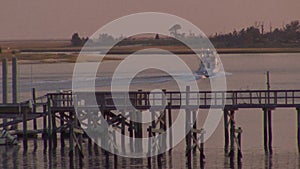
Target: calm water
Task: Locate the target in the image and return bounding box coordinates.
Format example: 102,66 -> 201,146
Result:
1,53 -> 300,168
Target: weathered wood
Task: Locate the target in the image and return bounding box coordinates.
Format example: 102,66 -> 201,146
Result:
121,111 -> 126,153
168,102 -> 173,151
12,57 -> 18,103
237,127 -> 242,164
22,108 -> 28,150
147,126 -> 152,167
263,108 -> 268,154
2,58 -> 8,130
47,96 -> 53,151
185,86 -> 192,164
60,112 -> 65,147
32,88 -> 37,149
129,111 -> 134,152
192,110 -> 197,153
69,114 -> 74,158
224,109 -> 229,154
200,129 -> 205,165
229,110 -> 235,160
297,107 -> 300,153
267,109 -> 273,154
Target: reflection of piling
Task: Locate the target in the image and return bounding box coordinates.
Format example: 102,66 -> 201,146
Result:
224,109 -> 229,154
229,110 -> 235,164
237,127 -> 243,165
192,110 -> 197,153
22,105 -> 28,150
32,88 -> 38,149
167,102 -> 173,151
263,108 -> 273,154
2,61 -> 300,168
199,129 -> 205,165
185,86 -> 192,165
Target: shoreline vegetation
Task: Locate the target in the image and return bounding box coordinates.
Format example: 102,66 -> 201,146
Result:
0,20 -> 300,64
0,43 -> 300,64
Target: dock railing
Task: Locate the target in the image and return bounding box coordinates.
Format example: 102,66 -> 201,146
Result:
46,89 -> 300,110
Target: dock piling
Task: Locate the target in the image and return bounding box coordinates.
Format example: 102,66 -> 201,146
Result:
267,109 -> 273,154
168,102 -> 173,151
12,57 -> 18,104
185,86 -> 192,164
22,106 -> 28,150
2,58 -> 8,130
263,108 -> 269,154
229,110 -> 235,162
224,109 -> 229,154
297,107 -> 300,153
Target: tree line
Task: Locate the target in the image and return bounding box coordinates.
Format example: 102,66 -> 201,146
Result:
210,20 -> 300,48
71,20 -> 300,48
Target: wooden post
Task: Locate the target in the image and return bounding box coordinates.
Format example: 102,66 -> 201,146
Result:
229,110 -> 235,160
200,129 -> 205,165
60,112 -> 65,147
267,109 -> 273,154
69,113 -> 74,157
121,111 -> 126,153
185,86 -> 192,164
263,108 -> 268,154
192,110 -> 197,153
162,89 -> 167,152
113,130 -> 118,168
168,102 -> 173,151
23,106 -> 28,150
224,109 -> 229,154
32,88 -> 38,149
147,126 -> 152,167
12,57 -> 18,103
2,58 -> 8,129
129,111 -> 134,152
52,112 -> 57,148
137,110 -> 143,152
237,127 -> 242,164
297,107 -> 300,153
47,96 -> 53,151
42,105 -> 48,150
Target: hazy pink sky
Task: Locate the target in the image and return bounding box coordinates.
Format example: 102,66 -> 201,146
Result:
0,0 -> 299,40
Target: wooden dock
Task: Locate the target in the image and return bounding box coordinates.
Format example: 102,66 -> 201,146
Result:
0,89 -> 300,167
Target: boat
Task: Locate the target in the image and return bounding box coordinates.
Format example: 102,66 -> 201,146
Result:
196,50 -> 220,77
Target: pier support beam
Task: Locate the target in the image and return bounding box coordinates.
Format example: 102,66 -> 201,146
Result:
121,111 -> 126,153
263,108 -> 273,154
297,107 -> 300,153
263,108 -> 268,154
168,102 -> 173,151
2,58 -> 8,130
229,110 -> 235,161
12,57 -> 18,104
192,110 -> 197,153
267,109 -> 273,154
185,86 -> 192,165
22,108 -> 28,150
224,109 -> 229,154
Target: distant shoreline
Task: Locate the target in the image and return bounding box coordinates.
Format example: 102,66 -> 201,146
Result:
1,39 -> 300,54
1,41 -> 300,64
19,47 -> 300,54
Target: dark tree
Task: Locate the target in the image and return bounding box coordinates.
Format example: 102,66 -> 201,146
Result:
155,34 -> 160,39
71,33 -> 83,46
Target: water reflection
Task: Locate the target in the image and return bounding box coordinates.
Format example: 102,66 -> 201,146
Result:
264,155 -> 273,169
1,140 -> 300,168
